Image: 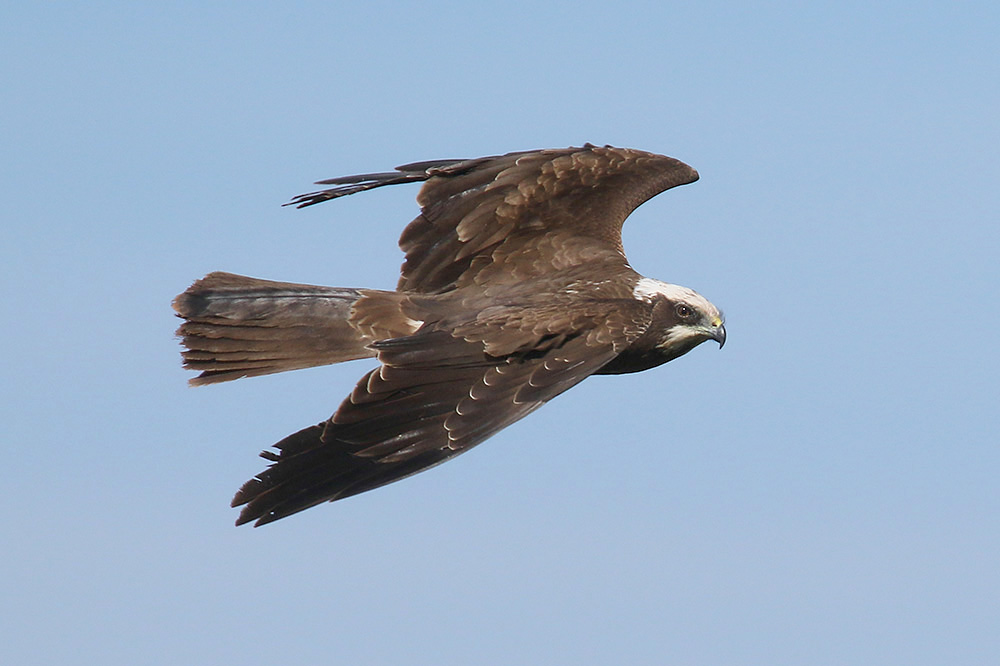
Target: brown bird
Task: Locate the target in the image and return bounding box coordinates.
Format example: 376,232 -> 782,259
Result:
174,145 -> 726,526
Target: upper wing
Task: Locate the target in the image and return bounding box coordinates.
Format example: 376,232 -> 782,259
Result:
287,145 -> 699,294
231,299 -> 650,526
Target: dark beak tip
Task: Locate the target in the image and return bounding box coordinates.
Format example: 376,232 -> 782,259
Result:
715,326 -> 727,349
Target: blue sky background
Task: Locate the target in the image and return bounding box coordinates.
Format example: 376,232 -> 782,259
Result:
3,2 -> 998,664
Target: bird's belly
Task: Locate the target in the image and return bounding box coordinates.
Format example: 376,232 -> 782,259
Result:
594,350 -> 670,375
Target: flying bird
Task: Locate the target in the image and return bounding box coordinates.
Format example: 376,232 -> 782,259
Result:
174,145 -> 726,526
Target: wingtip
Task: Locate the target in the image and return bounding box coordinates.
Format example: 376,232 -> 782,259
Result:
232,493 -> 265,527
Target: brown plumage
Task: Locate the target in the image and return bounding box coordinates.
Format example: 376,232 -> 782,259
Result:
174,145 -> 726,526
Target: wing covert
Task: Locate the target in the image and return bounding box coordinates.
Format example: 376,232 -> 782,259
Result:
399,145 -> 698,293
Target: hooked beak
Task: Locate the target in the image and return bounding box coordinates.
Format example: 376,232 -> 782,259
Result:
709,321 -> 726,348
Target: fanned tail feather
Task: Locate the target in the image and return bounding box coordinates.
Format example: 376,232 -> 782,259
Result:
173,272 -> 376,385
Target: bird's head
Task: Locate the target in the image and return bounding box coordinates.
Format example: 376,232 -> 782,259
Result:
634,277 -> 726,360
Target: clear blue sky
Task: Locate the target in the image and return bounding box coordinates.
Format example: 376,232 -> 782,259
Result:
3,2 -> 998,664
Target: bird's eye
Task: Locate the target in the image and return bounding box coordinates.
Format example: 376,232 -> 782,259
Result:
675,303 -> 695,319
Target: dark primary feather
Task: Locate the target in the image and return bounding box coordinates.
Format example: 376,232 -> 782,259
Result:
284,171 -> 431,207
283,154 -> 524,209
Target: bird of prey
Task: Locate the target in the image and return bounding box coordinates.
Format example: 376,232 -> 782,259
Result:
174,145 -> 726,526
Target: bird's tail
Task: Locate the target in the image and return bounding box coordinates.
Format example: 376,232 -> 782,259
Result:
173,272 -> 416,385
